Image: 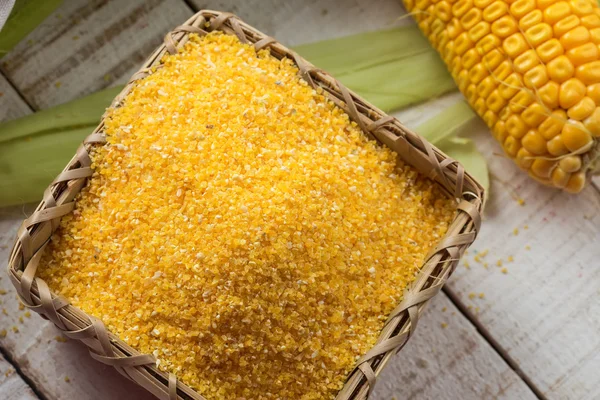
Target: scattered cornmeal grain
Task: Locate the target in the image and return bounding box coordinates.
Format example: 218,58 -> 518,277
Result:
468,293 -> 476,300
478,293 -> 484,299
18,303 -> 24,310
55,336 -> 68,343
496,259 -> 503,267
24,311 -> 31,318
507,256 -> 514,263
0,289 -> 7,295
441,322 -> 448,329
0,329 -> 6,338
1,309 -> 6,316
64,376 -> 70,383
11,326 -> 18,334
483,262 -> 489,268
501,268 -> 508,274
38,32 -> 456,400
513,228 -> 519,236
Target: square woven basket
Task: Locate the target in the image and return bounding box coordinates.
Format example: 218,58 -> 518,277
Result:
6,10 -> 484,400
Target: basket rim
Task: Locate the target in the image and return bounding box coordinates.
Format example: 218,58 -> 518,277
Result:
6,9 -> 484,400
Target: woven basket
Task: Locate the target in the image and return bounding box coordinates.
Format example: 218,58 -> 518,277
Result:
6,10 -> 484,400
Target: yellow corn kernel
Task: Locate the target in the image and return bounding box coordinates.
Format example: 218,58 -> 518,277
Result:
547,134 -> 570,155
435,1 -> 453,21
551,166 -> 571,188
504,135 -> 521,156
483,110 -> 499,126
581,13 -> 600,29
458,69 -> 471,92
526,23 -> 553,46
510,0 -> 536,19
462,48 -> 482,69
462,8 -> 483,30
492,15 -> 518,38
583,106 -> 600,135
483,48 -> 505,70
499,103 -> 512,120
466,83 -> 478,103
570,0 -> 595,17
524,64 -> 549,88
536,39 -> 564,63
539,110 -> 567,139
522,129 -> 548,154
538,81 -> 560,109
509,90 -> 535,113
455,32 -> 474,55
559,155 -> 582,171
566,42 -> 599,66
553,15 -> 581,37
531,158 -> 556,178
499,73 -> 523,99
469,21 -> 492,42
587,82 -> 600,102
575,60 -> 600,84
483,1 -> 508,22
589,27 -> 600,43
447,18 -> 465,39
452,0 -> 473,18
565,171 -> 586,193
486,89 -> 507,112
562,120 -> 593,151
543,2 -> 572,25
469,62 -> 490,83
537,0 -> 556,9
514,49 -> 540,74
503,32 -> 529,58
506,114 -> 529,138
520,10 -> 543,31
474,97 -> 488,114
560,78 -> 587,108
516,147 -> 534,169
494,120 -> 509,141
477,33 -> 502,53
567,96 -> 596,120
521,102 -> 547,127
478,76 -> 498,97
560,26 -> 591,50
547,55 -> 575,83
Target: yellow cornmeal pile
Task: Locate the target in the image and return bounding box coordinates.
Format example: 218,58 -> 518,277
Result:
39,32 -> 456,399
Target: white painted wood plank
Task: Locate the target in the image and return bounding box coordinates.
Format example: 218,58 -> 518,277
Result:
0,0 -> 192,110
372,294 -> 535,400
189,0 -> 407,47
0,75 -> 31,122
0,353 -> 38,400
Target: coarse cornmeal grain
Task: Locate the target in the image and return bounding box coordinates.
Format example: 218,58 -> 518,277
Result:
39,32 -> 456,399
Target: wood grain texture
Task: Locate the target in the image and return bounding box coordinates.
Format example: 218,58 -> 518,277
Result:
0,352 -> 38,400
188,0 -> 407,46
371,294 -> 536,400
0,0 -> 192,110
0,75 -> 32,122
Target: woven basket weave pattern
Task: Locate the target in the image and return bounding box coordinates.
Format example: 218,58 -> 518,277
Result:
6,10 -> 484,400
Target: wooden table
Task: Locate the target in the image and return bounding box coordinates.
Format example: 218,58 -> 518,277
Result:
0,1 -> 598,399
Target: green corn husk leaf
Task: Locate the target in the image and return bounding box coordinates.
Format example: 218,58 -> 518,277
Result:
0,0 -> 63,58
294,27 -> 456,112
414,101 -> 489,193
0,86 -> 123,206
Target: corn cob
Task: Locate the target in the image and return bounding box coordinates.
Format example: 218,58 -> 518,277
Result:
404,0 -> 600,192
